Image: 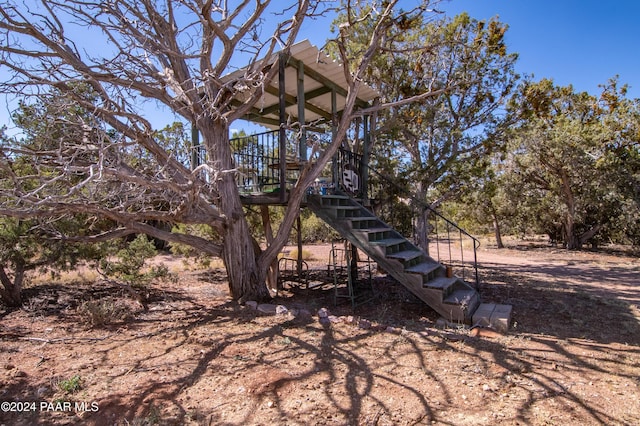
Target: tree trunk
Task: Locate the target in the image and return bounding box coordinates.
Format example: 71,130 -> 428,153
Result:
414,182 -> 432,255
0,263 -> 25,307
415,208 -> 431,255
579,224 -> 603,248
564,214 -> 581,250
491,207 -> 504,249
561,169 -> 581,250
260,205 -> 279,292
204,118 -> 270,302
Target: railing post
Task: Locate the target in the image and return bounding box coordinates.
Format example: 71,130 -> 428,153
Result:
362,115 -> 370,203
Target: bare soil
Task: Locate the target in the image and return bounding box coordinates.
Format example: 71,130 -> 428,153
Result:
1,240 -> 639,425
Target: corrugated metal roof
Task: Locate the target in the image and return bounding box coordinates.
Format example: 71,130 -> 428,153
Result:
223,40 -> 379,129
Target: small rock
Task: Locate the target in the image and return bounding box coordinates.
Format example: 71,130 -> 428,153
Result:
435,318 -> 446,327
358,319 -> 371,330
257,304 -> 277,314
246,301 -> 258,309
319,316 -> 331,325
275,305 -> 288,315
317,308 -> 329,318
482,384 -> 491,392
295,309 -> 312,318
385,326 -> 398,334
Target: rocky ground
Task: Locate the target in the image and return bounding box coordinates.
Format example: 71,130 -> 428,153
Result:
1,240 -> 639,425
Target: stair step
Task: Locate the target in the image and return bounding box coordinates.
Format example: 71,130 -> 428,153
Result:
327,205 -> 360,210
406,261 -> 442,276
348,217 -> 380,229
370,238 -> 406,247
360,227 -> 393,233
387,250 -> 422,262
423,276 -> 457,290
319,194 -> 350,200
309,191 -> 486,325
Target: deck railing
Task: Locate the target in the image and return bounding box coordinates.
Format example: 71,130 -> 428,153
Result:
231,130 -> 281,194
230,135 -> 479,289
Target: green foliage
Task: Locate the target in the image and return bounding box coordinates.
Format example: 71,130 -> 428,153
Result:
299,210 -> 340,243
100,234 -> 163,288
0,216 -> 106,306
169,223 -> 221,268
58,375 -> 82,394
331,8 -> 519,249
154,122 -> 191,166
464,77 -> 640,249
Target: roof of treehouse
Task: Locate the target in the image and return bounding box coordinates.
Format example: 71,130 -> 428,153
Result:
222,40 -> 379,129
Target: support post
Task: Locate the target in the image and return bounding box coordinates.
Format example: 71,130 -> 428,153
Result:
331,88 -> 338,189
296,214 -> 303,276
362,114 -> 370,203
297,61 -> 307,161
278,53 -> 287,203
260,205 -> 279,293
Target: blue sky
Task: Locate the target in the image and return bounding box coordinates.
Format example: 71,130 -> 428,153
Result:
3,1 -> 639,134
300,0 -> 640,98
436,0 -> 640,98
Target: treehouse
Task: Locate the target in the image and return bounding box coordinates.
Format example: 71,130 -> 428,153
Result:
216,40 -> 511,328
215,40 -> 378,206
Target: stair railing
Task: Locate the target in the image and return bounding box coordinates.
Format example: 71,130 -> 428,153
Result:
336,148 -> 480,289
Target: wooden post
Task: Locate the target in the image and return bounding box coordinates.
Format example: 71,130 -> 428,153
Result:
331,88 -> 338,189
362,114 -> 370,203
278,53 -> 287,203
296,214 -> 303,276
349,242 -> 358,286
297,60 -> 307,161
260,205 -> 279,293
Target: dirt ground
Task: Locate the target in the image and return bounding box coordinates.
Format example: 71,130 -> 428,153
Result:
1,239 -> 639,425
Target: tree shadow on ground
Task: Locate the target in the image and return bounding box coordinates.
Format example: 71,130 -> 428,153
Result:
2,253 -> 639,425
479,262 -> 640,345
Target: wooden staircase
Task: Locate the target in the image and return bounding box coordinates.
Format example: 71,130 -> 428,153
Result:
307,192 -> 482,323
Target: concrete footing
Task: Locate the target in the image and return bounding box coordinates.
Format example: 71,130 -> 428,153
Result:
472,303 -> 513,333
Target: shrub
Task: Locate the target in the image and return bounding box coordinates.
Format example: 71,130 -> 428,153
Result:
99,234 -> 169,288
58,375 -> 82,394
77,297 -> 136,327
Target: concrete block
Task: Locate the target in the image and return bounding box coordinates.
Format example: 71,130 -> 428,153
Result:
472,303 -> 496,327
489,304 -> 512,333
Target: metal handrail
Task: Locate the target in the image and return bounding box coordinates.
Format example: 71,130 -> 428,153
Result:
337,147 -> 480,288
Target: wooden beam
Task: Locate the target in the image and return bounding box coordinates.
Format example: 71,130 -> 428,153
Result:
261,85 -> 332,121
297,60 -> 306,160
278,53 -> 287,203
287,56 -> 370,109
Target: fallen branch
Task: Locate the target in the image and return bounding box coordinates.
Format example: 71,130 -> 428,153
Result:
18,336 -> 109,344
